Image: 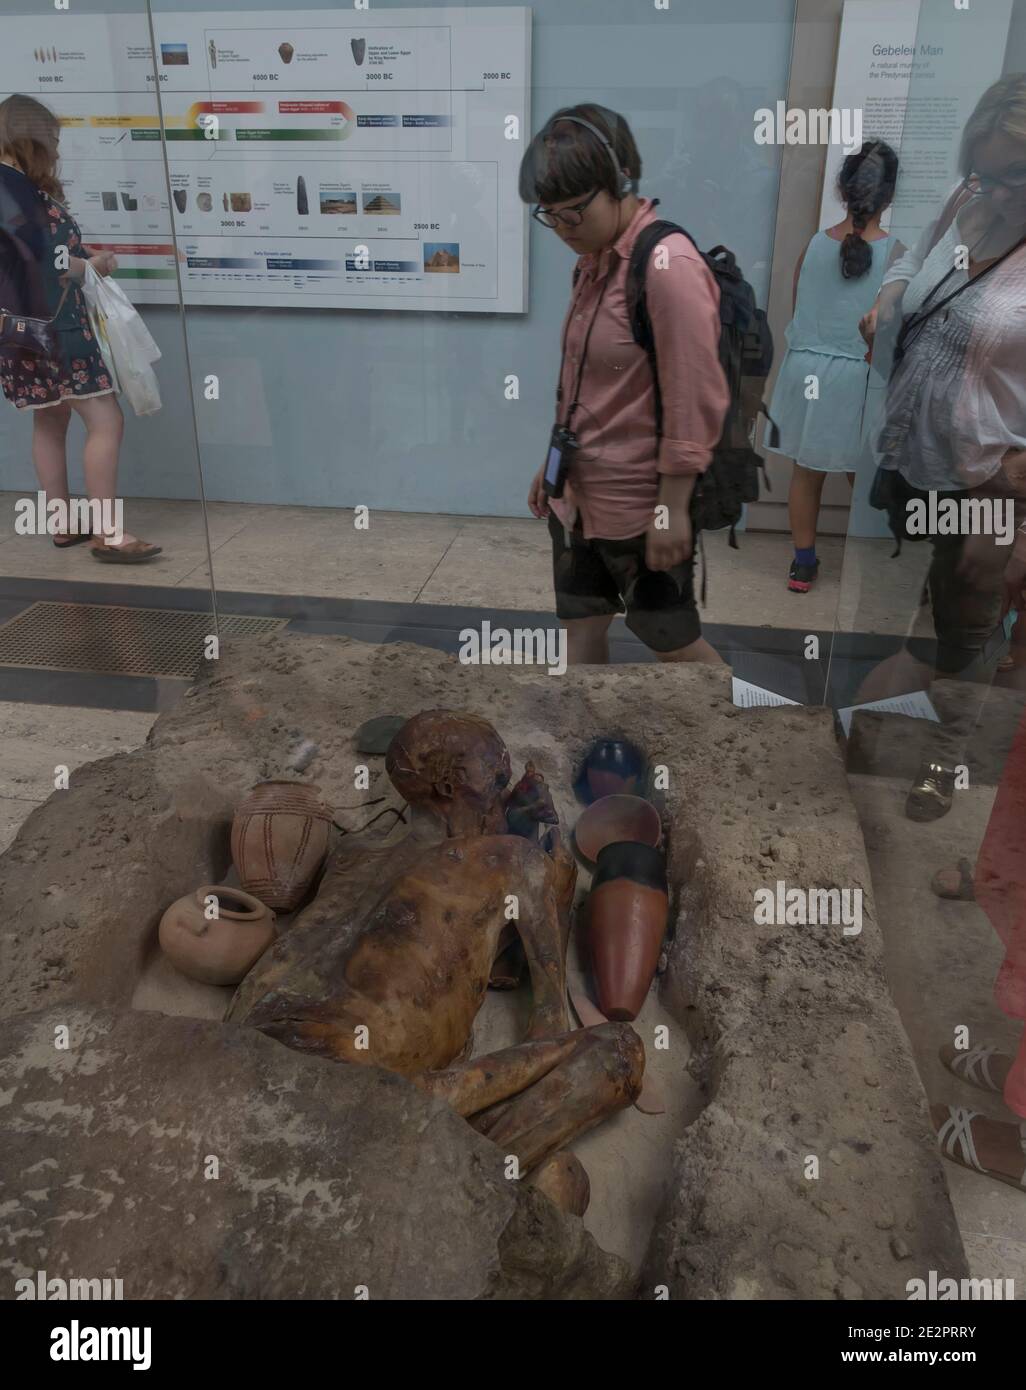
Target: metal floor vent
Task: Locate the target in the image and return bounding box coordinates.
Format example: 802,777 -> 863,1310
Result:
0,602 -> 286,678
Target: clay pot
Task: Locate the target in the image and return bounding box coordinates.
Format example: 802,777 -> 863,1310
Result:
231,780 -> 332,912
351,38 -> 367,66
278,42 -> 294,64
578,738 -> 646,802
574,794 -> 661,864
587,842 -> 668,1022
529,1151 -> 591,1216
159,885 -> 276,986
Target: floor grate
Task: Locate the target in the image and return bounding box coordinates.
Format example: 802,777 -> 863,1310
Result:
0,602 -> 286,678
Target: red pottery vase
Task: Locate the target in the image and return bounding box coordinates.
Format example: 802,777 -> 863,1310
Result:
230,780 -> 332,912
574,794 -> 661,865
588,841 -> 668,1022
159,885 -> 276,986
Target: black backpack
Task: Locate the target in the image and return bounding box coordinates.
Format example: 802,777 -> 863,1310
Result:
625,217 -> 778,547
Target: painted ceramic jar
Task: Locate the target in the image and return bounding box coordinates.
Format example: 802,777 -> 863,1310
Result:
230,780 -> 333,912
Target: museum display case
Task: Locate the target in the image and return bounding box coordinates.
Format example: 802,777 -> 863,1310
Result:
1,0 -> 1024,1336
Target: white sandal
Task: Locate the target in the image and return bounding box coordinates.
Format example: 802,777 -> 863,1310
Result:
941,1044 -> 1005,1094
935,1105 -> 1026,1193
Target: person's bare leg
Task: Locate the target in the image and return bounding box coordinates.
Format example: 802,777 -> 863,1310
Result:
788,462 -> 828,550
999,611 -> 1026,680
70,394 -> 139,546
563,614 -> 614,665
31,402 -> 73,531
414,1023 -> 643,1174
412,1033 -> 582,1115
655,637 -> 725,667
469,1022 -> 645,1173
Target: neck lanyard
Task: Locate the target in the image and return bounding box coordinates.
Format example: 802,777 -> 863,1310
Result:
556,259 -> 611,430
902,227 -> 1026,349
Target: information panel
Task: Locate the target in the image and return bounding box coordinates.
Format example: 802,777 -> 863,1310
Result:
819,0 -> 1013,235
0,8 -> 531,312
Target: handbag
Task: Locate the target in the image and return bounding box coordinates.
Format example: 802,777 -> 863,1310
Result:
0,224 -> 69,360
869,467 -> 967,554
0,283 -> 68,360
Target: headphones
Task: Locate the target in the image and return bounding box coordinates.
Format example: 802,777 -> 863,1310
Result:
543,113 -> 634,200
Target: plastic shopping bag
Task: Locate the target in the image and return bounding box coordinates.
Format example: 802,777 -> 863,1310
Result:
113,357 -> 162,416
82,270 -> 119,392
82,262 -> 162,415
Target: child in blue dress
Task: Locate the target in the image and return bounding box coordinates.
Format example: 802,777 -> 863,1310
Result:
767,140 -> 900,591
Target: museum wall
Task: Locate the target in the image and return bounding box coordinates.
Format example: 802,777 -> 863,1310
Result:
0,0 -> 796,514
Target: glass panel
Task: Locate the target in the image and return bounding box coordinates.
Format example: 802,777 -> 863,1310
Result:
830,0 -> 1026,1296
14,0 -> 1025,1312
0,0 -> 215,855
149,0 -> 804,685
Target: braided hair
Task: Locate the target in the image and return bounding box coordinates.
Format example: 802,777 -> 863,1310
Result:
837,139 -> 898,278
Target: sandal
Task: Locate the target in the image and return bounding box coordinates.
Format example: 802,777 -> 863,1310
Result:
906,762 -> 955,823
52,530 -> 93,549
930,857 -> 976,901
90,538 -> 162,564
933,1104 -> 1026,1194
939,1042 -> 1007,1094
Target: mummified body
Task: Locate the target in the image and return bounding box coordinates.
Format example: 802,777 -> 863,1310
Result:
228,711 -> 644,1172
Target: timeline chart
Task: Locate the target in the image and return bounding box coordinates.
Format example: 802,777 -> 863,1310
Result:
176,159 -> 499,302
0,8 -> 531,312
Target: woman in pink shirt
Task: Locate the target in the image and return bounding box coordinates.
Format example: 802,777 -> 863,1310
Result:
519,105 -> 730,665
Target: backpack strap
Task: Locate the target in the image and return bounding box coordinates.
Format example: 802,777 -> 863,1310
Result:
626,219 -> 698,436
627,219 -> 697,357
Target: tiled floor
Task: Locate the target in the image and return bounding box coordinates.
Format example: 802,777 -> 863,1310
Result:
0,701 -> 156,855
0,492 -> 927,636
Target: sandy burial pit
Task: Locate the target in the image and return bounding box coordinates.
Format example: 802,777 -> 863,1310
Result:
0,632 -> 966,1299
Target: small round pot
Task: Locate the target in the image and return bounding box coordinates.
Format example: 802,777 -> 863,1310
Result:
159,885 -> 276,986
578,738 -> 646,803
231,780 -> 332,912
574,794 -> 661,865
587,842 -> 668,1022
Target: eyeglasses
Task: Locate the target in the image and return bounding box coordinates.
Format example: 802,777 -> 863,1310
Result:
967,169 -> 1026,195
532,187 -> 601,228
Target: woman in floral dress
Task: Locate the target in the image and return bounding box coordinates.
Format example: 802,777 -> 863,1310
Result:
0,94 -> 159,560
